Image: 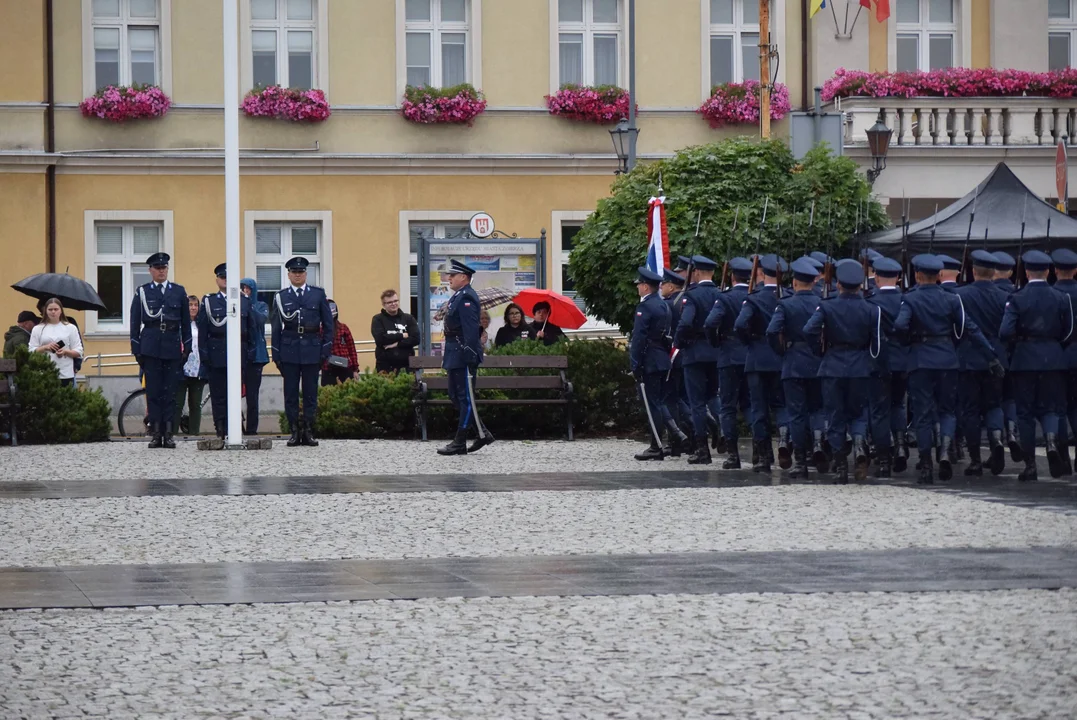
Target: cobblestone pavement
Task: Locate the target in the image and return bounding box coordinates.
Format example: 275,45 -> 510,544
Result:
3,589 -> 1075,719
3,486 -> 1076,567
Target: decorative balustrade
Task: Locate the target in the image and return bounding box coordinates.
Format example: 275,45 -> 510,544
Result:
836,97 -> 1077,147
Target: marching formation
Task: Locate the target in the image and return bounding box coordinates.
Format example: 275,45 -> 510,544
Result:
630,247 -> 1077,484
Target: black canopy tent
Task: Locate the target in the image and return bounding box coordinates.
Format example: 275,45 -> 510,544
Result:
870,162 -> 1077,259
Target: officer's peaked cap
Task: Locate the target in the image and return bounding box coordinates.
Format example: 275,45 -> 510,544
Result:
970,249 -> 997,270
835,262 -> 864,287
809,251 -> 833,265
1051,248 -> 1077,269
859,248 -> 883,261
729,257 -> 754,274
214,262 -> 227,277
935,254 -> 962,270
662,268 -> 686,286
1021,250 -> 1053,271
674,255 -> 692,270
992,251 -> 1016,268
873,257 -> 902,276
690,254 -> 718,270
285,256 -> 310,271
446,259 -> 476,276
759,254 -> 788,275
146,252 -> 170,267
636,267 -> 663,285
912,254 -> 943,273
790,257 -> 819,282
805,256 -> 824,271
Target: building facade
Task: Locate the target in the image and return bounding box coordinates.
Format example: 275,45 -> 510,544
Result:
0,0 -> 1069,372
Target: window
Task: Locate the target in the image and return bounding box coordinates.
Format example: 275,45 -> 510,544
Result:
405,0 -> 470,87
92,222 -> 163,327
91,0 -> 160,89
557,0 -> 622,87
709,0 -> 762,86
409,221 -> 469,317
1050,0 -> 1077,70
560,223 -> 587,312
250,0 -> 317,89
253,223 -> 323,310
895,0 -> 956,72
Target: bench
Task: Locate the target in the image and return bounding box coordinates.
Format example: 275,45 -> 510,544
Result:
0,358 -> 17,446
409,355 -> 574,442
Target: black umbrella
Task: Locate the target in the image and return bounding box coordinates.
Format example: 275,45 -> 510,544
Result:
12,273 -> 108,312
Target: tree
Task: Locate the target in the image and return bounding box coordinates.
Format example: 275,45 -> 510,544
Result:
567,139 -> 890,331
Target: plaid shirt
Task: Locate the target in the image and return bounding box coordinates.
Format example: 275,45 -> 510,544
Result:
323,320 -> 358,372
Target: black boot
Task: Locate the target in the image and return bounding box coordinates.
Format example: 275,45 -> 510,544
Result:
1006,420 -> 1024,462
777,426 -> 793,470
687,442 -> 712,465
666,420 -> 688,459
287,426 -> 301,447
752,441 -> 771,473
874,450 -> 892,479
955,435 -> 966,463
852,435 -> 870,482
765,440 -> 775,466
468,428 -> 495,453
918,454 -> 934,485
635,439 -> 665,461
1046,433 -> 1064,479
987,429 -> 1006,476
792,448 -> 809,479
964,442 -> 983,477
812,431 -> 829,475
706,414 -> 725,454
147,423 -> 163,449
833,453 -> 849,484
301,428 -> 319,447
437,428 -> 468,455
938,435 -> 954,482
1018,458 -> 1038,483
162,422 -> 176,449
1062,440 -> 1074,476
892,431 -> 908,473
722,447 -> 741,469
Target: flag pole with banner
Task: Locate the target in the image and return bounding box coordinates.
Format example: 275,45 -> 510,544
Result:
645,194 -> 670,273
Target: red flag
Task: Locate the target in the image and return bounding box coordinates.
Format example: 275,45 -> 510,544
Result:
873,0 -> 890,22
859,0 -> 871,8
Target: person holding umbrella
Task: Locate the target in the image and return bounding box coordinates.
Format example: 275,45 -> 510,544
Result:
29,299 -> 83,387
528,302 -> 566,345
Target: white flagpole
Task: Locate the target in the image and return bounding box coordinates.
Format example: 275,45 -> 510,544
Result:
223,0 -> 243,446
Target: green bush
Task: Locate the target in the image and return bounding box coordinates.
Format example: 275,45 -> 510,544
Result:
279,370 -> 414,438
1,346 -> 110,444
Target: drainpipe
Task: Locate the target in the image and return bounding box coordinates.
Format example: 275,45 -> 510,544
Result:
44,0 -> 57,273
800,0 -> 810,110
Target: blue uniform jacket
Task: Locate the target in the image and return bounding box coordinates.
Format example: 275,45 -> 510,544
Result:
674,281 -> 720,365
765,290 -> 821,379
441,283 -> 484,370
1055,279 -> 1077,369
893,284 -> 994,371
664,293 -> 684,367
865,287 -> 907,373
270,285 -> 334,366
802,293 -> 882,379
994,278 -> 1016,294
940,281 -> 959,293
196,292 -> 259,369
129,281 -> 192,360
630,292 -> 672,375
812,280 -> 836,298
704,283 -> 750,368
735,284 -> 785,373
999,281 -> 1074,372
954,280 -> 1008,370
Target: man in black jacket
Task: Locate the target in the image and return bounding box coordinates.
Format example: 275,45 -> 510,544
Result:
371,289 -> 420,373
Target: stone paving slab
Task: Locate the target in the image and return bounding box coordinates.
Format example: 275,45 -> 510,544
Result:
1,547 -> 1074,609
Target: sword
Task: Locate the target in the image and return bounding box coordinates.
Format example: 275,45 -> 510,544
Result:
465,370 -> 485,440
639,380 -> 663,448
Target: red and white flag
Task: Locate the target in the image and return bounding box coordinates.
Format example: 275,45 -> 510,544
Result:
646,195 -> 670,274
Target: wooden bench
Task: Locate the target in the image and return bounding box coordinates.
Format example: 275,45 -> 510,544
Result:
0,358 -> 17,446
409,355 -> 574,442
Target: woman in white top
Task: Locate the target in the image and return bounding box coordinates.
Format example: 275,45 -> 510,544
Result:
28,297 -> 84,386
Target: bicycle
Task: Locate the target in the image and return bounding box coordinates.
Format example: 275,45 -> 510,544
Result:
117,386 -> 247,438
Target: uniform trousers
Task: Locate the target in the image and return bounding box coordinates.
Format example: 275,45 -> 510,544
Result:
783,378 -> 821,452
1011,371 -> 1063,454
1060,369 -> 1077,450
639,371 -> 672,440
173,376 -> 205,435
244,362 -> 264,435
683,362 -> 721,441
746,371 -> 787,442
1002,374 -> 1018,429
718,365 -> 749,444
206,366 -> 229,434
822,377 -> 869,452
908,369 -> 957,453
868,372 -> 906,450
280,362 -> 320,430
142,356 -> 181,427
958,370 -> 1004,450
447,365 -> 482,433
661,364 -> 689,427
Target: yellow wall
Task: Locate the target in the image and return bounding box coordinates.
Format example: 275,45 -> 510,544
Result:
482,0 -> 550,106
330,0 -> 396,106
636,0 -> 701,107
52,0 -> 83,104
172,0 -> 224,104
868,14 -> 887,72
0,174 -> 47,321
970,0 -> 990,68
0,0 -> 45,102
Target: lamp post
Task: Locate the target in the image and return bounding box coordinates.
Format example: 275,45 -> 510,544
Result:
865,112 -> 893,187
609,119 -> 638,175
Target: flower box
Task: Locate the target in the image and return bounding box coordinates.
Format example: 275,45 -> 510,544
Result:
79,84 -> 171,122
697,81 -> 790,128
545,84 -> 632,124
822,67 -> 1077,102
242,86 -> 331,122
401,84 -> 487,125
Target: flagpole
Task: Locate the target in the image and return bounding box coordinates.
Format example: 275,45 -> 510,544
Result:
759,0 -> 771,139
223,0 -> 243,447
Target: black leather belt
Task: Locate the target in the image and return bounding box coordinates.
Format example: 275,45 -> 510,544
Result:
830,343 -> 868,351
152,322 -> 179,332
913,335 -> 950,344
288,324 -> 321,334
1016,335 -> 1055,342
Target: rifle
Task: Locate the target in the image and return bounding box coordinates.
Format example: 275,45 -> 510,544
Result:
773,213 -> 785,290
748,197 -> 769,293
900,191 -> 910,289
805,200 -> 816,260
928,203 -> 939,254
858,200 -> 870,291
674,209 -> 704,306
786,206 -> 798,290
823,200 -> 834,299
720,207 -> 740,290
960,189 -> 978,284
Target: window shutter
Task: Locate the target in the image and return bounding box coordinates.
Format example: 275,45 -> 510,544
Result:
133,225 -> 161,256
256,265 -> 282,292
96,225 -> 124,255
291,226 -> 318,254
255,225 -> 282,255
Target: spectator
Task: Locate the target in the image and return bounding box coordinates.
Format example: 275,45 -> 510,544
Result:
371,289 -> 420,373
28,298 -> 83,387
174,295 -> 205,435
37,298 -> 84,374
323,299 -> 358,385
4,311 -> 37,356
495,303 -> 528,347
240,277 -> 269,434
528,301 -> 566,345
479,309 -> 492,349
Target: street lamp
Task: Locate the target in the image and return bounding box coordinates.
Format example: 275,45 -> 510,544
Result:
865,112 -> 893,186
609,118 -> 639,175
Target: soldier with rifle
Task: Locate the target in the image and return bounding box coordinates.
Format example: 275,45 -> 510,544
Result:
705,256 -> 754,468
673,254 -> 723,465
1051,248 -> 1077,477
659,267 -> 690,456
866,257 -> 909,477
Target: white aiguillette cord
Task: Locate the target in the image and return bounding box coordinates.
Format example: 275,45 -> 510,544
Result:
274,291 -> 301,322
139,286 -> 163,320
203,296 -> 227,328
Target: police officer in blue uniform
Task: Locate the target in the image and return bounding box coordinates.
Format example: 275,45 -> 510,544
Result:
937,255 -> 962,291
631,267 -> 683,460
673,255 -> 722,465
992,251 -> 1021,460
766,258 -> 822,478
270,256 -> 334,447
895,254 -> 1001,484
999,250 -> 1075,481
704,257 -> 752,468
1052,248 -> 1077,476
865,257 -> 908,476
954,249 -> 1010,476
803,261 -> 881,483
659,268 -> 691,456
810,252 -> 836,297
436,260 -> 492,456
992,252 -> 1017,294
735,254 -> 790,472
130,252 -> 192,449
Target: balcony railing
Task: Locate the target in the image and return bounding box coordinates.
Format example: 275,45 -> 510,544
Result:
836,97 -> 1077,148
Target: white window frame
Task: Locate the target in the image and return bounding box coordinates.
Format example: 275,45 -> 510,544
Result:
889,0 -> 971,71
1049,0 -> 1077,70
398,211 -> 480,311
241,0 -> 330,96
83,210 -> 174,335
699,0 -> 783,102
549,0 -> 625,92
244,211 -> 333,308
706,0 -> 762,89
396,0 -> 482,98
81,0 -> 173,97
552,210 -> 617,331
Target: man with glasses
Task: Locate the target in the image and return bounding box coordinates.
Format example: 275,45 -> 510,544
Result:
371,289 -> 421,373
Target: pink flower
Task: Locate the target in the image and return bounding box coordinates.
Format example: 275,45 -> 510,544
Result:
545,85 -> 633,124
79,85 -> 171,122
242,86 -> 330,122
401,84 -> 486,126
821,67 -> 1077,100
697,81 -> 790,128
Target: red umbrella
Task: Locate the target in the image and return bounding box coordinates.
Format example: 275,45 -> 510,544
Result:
510,288 -> 587,330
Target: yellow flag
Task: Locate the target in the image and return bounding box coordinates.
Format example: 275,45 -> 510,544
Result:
810,0 -> 826,18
